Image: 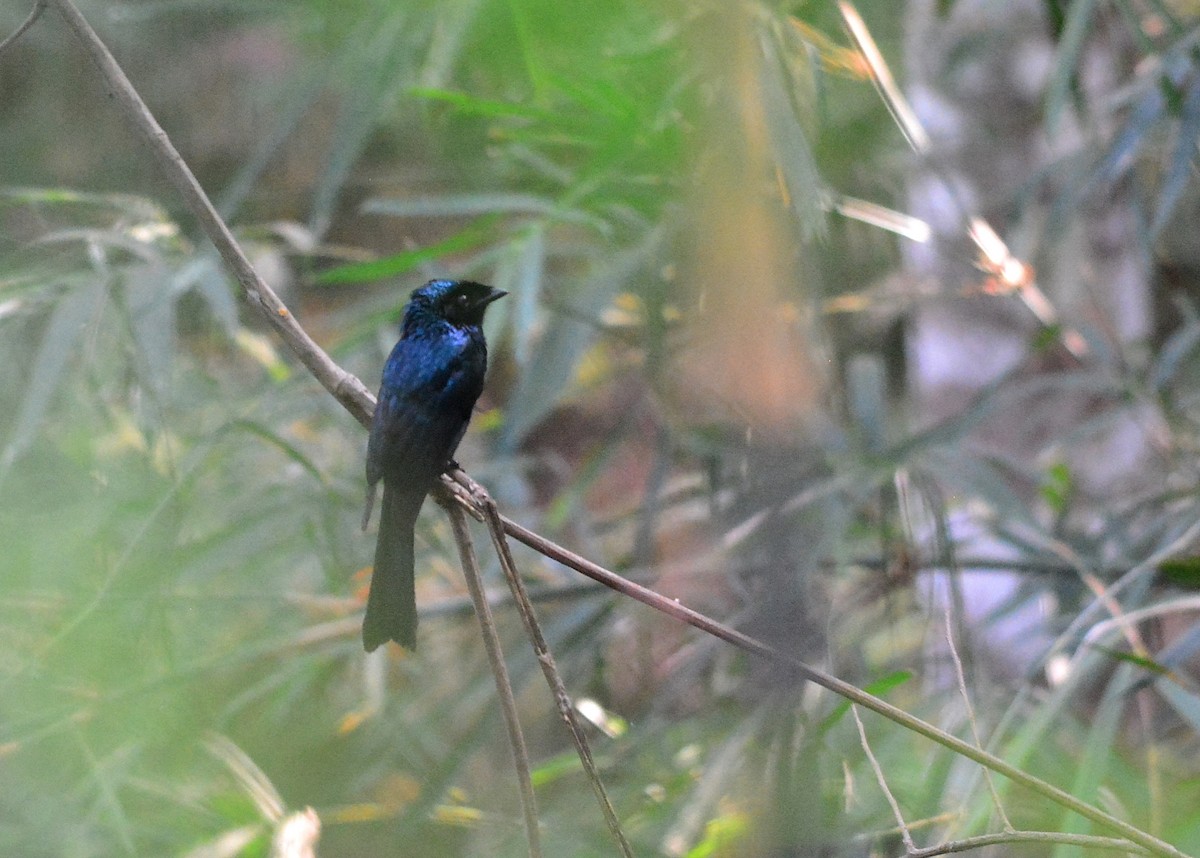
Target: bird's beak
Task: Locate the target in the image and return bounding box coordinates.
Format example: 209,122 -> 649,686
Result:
480,287 -> 508,306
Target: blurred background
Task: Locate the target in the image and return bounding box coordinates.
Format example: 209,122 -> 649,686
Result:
4,0 -> 1200,855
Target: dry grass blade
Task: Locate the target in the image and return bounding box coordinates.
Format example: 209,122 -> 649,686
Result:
836,0 -> 929,153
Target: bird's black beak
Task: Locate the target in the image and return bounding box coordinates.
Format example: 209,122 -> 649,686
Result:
480,286 -> 508,306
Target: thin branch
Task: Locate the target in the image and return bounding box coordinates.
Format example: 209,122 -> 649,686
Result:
0,0 -> 44,56
907,831 -> 1149,858
852,705 -> 916,854
443,502 -> 542,858
944,603 -> 1012,832
465,478 -> 634,858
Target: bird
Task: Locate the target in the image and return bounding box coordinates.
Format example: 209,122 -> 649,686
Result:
361,279 -> 506,652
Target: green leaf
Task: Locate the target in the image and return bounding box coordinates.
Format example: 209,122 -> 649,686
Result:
758,20 -> 827,239
410,87 -> 557,121
1092,83 -> 1166,186
499,227 -> 663,449
1089,644 -> 1170,676
309,11 -> 414,237
529,750 -> 584,787
1158,556 -> 1200,590
1150,316 -> 1200,390
510,224 -> 546,366
363,192 -> 560,218
818,671 -> 912,733
685,809 -> 749,858
1038,461 -> 1074,515
1156,681 -> 1200,735
2,281 -> 103,471
312,217 -> 499,285
1051,665 -> 1130,857
362,192 -> 607,231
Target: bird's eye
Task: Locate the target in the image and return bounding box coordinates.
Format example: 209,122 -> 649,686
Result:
455,293 -> 470,308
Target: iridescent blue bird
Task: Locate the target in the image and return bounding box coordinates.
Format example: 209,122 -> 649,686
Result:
361,279 -> 506,651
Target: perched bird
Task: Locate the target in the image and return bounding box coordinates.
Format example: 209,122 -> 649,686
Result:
361,279 -> 506,651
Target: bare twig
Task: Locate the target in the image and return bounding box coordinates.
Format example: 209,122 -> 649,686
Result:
907,831 -> 1149,858
852,705 -> 917,854
443,502 -> 542,858
0,0 -> 45,56
944,603 -> 1012,833
462,475 -> 634,858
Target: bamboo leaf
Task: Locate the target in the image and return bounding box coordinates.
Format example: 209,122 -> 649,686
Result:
313,217 -> 498,285
1045,0 -> 1099,132
2,281 -> 103,470
1151,76 -> 1200,238
759,20 -> 826,239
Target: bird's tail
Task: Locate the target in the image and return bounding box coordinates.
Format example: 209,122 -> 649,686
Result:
363,485 -> 424,651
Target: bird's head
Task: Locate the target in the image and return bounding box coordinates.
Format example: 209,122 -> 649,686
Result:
409,279 -> 507,327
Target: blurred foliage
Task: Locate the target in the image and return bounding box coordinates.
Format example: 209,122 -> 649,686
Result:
5,0 -> 1200,856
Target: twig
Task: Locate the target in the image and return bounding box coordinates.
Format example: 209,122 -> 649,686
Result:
906,831 -> 1148,857
852,705 -> 916,854
0,0 -> 44,56
442,502 -> 542,858
944,603 -> 1012,832
462,474 -> 635,858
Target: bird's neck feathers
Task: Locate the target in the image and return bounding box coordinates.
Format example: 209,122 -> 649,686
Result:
401,302 -> 474,338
